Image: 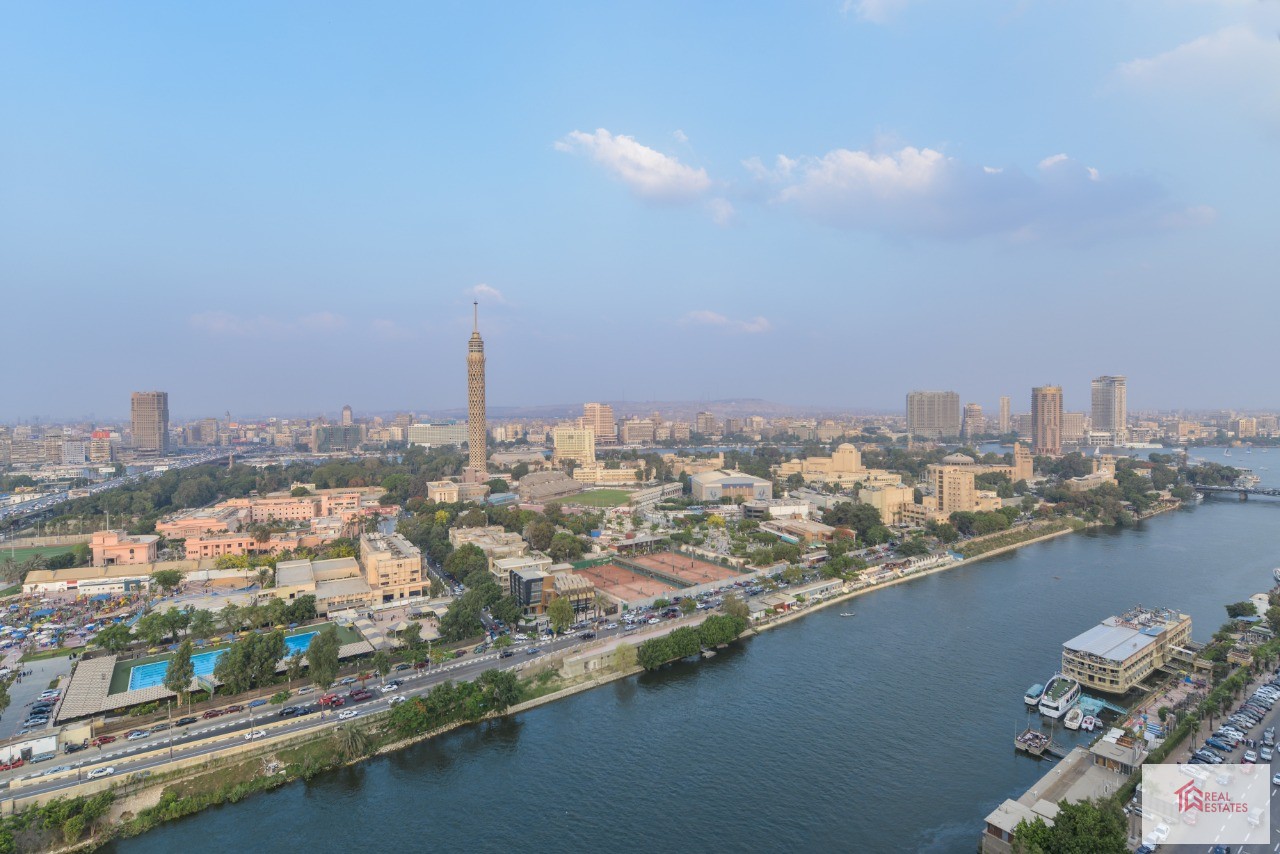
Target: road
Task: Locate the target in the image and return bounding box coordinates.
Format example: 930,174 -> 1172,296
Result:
0,617 -> 677,799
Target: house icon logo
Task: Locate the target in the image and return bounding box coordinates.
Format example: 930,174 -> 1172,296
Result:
1176,779 -> 1204,813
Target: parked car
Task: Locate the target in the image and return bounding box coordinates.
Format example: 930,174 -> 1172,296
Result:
1261,746 -> 1273,761
202,709 -> 224,720
175,716 -> 197,727
1243,750 -> 1258,763
90,735 -> 117,747
126,730 -> 149,741
248,699 -> 267,708
225,704 -> 244,713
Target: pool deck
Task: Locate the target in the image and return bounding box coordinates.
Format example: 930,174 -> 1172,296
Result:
57,627 -> 372,722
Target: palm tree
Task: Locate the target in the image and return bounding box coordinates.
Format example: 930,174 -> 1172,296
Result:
335,724 -> 371,760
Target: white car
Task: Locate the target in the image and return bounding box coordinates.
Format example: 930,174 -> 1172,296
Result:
1146,823 -> 1171,844
388,695 -> 407,706
337,710 -> 359,720
126,730 -> 149,740
1272,771 -> 1280,785
1245,750 -> 1258,763
87,766 -> 116,779
606,623 -> 618,629
244,730 -> 266,740
1262,746 -> 1273,761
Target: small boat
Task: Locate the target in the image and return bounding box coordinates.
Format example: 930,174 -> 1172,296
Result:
840,612 -> 856,617
1015,727 -> 1051,757
1064,707 -> 1083,730
1081,715 -> 1098,732
1272,567 -> 1280,585
1024,683 -> 1046,706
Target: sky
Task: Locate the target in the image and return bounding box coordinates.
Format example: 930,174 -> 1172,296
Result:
3,0 -> 1278,421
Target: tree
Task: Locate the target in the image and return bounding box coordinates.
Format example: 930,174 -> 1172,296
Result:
291,486 -> 312,497
255,567 -> 273,590
335,723 -> 372,759
678,597 -> 696,616
548,532 -> 586,563
490,595 -> 521,626
285,651 -> 306,682
493,634 -> 513,650
307,625 -> 342,689
150,569 -> 183,597
95,622 -> 134,654
135,612 -> 170,647
429,576 -> 446,597
373,650 -> 392,682
401,622 -> 422,651
525,519 -> 556,552
189,609 -> 216,639
897,537 -> 931,557
1226,601 -> 1258,619
547,596 -> 574,635
1013,798 -> 1127,853
722,592 -> 749,622
219,603 -> 243,634
165,639 -> 196,701
486,478 -> 509,494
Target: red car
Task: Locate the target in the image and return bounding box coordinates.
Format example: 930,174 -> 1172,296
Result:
318,694 -> 345,707
202,709 -> 224,719
0,759 -> 24,771
348,689 -> 373,702
225,704 -> 244,713
90,735 -> 117,747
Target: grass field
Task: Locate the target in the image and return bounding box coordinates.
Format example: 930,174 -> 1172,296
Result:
566,489 -> 632,508
0,544 -> 75,562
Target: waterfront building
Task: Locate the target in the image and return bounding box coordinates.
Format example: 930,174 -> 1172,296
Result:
1059,605 -> 1192,695
619,417 -> 656,444
341,404 -> 354,426
906,390 -> 961,438
926,456 -> 1003,516
1233,416 -> 1258,438
552,426 -> 596,465
962,403 -> 984,439
1030,386 -> 1062,455
1060,411 -> 1087,444
857,483 -> 916,526
580,402 -> 617,445
312,424 -> 363,453
1090,376 -> 1127,444
407,422 -> 469,448
689,470 -> 772,502
695,411 -> 717,435
467,302 -> 487,472
130,391 -> 169,456
776,443 -> 901,487
998,396 -> 1011,434
360,532 -> 426,603
91,530 -> 159,567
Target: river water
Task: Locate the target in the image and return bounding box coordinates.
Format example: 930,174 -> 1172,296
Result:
106,477 -> 1280,853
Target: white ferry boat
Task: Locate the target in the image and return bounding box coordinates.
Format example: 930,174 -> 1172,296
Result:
1038,674 -> 1081,719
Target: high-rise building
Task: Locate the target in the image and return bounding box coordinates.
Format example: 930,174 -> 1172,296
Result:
580,403 -> 617,445
1031,386 -> 1063,456
1090,376 -> 1127,443
962,403 -> 985,439
130,391 -> 169,455
467,302 -> 487,472
552,426 -> 596,465
998,396 -> 1011,434
906,391 -> 961,439
695,411 -> 718,436
341,404 -> 354,426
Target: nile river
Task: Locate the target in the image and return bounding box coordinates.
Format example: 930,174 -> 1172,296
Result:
108,469 -> 1280,852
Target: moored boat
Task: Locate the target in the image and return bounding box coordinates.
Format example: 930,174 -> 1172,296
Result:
1024,683 -> 1045,707
1064,707 -> 1083,730
840,612 -> 856,617
1015,727 -> 1051,756
1273,567 -> 1280,585
1081,715 -> 1097,732
1038,674 -> 1082,719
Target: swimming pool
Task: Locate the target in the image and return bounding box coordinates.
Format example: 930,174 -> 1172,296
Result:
126,630 -> 320,691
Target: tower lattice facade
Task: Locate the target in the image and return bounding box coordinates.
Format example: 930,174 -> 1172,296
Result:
467,302 -> 487,472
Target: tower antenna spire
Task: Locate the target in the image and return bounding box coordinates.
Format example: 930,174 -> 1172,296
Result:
473,300 -> 478,332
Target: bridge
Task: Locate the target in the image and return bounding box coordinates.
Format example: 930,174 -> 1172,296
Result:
1197,484 -> 1280,500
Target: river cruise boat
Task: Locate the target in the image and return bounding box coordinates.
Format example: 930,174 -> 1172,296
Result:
1038,675 -> 1081,719
1024,683 -> 1045,707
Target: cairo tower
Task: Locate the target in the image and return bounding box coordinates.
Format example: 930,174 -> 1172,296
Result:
467,302 -> 487,472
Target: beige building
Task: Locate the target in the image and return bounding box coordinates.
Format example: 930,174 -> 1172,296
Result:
998,396 -> 1011,434
572,463 -> 641,485
492,553 -> 554,596
580,402 -> 617,444
552,426 -> 596,466
906,390 -> 960,438
360,532 -> 426,603
1090,376 -> 1127,443
962,403 -> 984,439
91,530 -> 159,567
156,506 -> 251,538
426,480 -> 490,504
274,557 -> 372,614
130,391 -> 169,456
776,444 -> 900,487
1031,386 -> 1063,455
1061,412 -> 1088,443
1060,606 -> 1192,694
859,484 -> 917,526
1234,417 -> 1259,438
449,525 -> 528,565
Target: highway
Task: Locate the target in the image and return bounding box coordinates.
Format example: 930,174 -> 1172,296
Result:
0,618 -> 675,799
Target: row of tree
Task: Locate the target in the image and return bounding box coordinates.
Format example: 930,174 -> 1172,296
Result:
636,614 -> 748,670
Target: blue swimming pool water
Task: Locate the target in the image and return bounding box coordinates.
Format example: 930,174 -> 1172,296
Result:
126,631 -> 320,691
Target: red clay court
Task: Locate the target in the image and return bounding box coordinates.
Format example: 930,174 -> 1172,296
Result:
577,564 -> 679,601
626,552 -> 741,585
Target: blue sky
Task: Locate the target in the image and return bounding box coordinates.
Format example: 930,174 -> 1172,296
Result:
3,1 -> 1277,420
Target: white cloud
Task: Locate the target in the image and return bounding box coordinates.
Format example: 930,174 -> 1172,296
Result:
749,144 -> 1209,240
842,0 -> 911,23
681,310 -> 772,334
556,128 -> 711,201
707,197 -> 736,225
466,283 -> 508,304
672,129 -> 689,143
189,311 -> 346,337
1116,25 -> 1280,122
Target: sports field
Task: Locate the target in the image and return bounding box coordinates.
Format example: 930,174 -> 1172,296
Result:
566,489 -> 632,507
576,564 -> 678,602
628,552 -> 741,585
0,544 -> 75,562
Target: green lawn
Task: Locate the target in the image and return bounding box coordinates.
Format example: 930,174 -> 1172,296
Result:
567,489 -> 633,507
0,544 -> 75,562
19,647 -> 74,663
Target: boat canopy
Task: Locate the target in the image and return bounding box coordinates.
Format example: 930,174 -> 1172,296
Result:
1025,683 -> 1045,695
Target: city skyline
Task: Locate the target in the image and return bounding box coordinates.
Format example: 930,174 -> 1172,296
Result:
3,3 -> 1279,416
